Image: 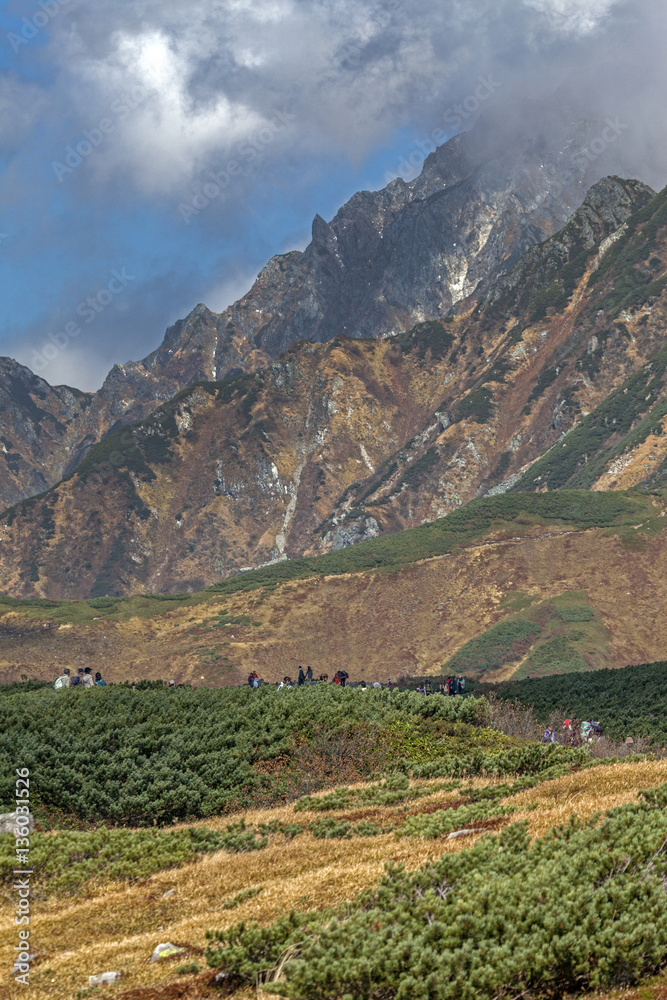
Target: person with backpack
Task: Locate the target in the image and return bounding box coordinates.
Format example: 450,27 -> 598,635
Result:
449,675 -> 457,696
70,668 -> 84,687
458,676 -> 465,694
94,671 -> 106,687
298,666 -> 306,687
54,668 -> 71,689
339,669 -> 349,688
542,727 -> 555,743
424,680 -> 433,696
81,667 -> 95,688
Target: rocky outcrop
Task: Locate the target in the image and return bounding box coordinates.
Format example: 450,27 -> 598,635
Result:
0,359 -> 93,508
2,113 -> 626,508
1,175 -> 665,599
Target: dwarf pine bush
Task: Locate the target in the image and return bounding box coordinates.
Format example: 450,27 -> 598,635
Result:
395,800 -> 513,838
0,685 -> 492,824
0,825 -> 229,895
205,784 -> 667,999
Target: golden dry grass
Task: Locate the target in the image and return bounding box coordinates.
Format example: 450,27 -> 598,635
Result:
1,759 -> 667,1000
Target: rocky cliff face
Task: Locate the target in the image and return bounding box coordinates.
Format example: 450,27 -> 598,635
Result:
0,360 -> 94,508
1,113 -> 616,509
1,175 -> 663,600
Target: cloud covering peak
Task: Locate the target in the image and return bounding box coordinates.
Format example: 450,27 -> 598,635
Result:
0,0 -> 664,388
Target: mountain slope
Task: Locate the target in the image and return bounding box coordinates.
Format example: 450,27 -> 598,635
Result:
0,360 -> 94,508
1,112 -> 617,508
1,490 -> 666,685
0,176 -> 662,599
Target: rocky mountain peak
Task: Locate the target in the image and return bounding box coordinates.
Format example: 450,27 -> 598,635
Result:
1,110 -> 651,510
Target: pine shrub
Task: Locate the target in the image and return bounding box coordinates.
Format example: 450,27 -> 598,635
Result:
206,785 -> 667,999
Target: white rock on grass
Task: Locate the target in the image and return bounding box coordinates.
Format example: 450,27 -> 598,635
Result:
447,827 -> 484,840
0,812 -> 35,834
88,972 -> 122,986
150,942 -> 187,962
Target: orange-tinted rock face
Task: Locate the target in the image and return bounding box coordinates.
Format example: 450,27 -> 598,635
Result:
1,116 -> 619,511
1,175 -> 665,600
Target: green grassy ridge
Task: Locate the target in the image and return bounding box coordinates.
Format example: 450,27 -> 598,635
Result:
0,490 -> 651,620
478,659 -> 667,744
441,590 -> 608,680
205,490 -> 648,597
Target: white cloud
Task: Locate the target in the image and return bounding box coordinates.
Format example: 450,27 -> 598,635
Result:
522,0 -> 620,34
3,0 -> 667,389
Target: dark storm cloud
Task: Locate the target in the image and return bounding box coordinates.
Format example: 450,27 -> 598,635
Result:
1,0 -> 665,388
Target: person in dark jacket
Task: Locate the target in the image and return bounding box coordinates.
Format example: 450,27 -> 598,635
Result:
306,665 -> 313,682
298,666 -> 306,686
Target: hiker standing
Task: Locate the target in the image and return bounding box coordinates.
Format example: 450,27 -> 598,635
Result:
298,666 -> 306,687
424,680 -> 433,696
306,666 -> 313,683
70,668 -> 84,687
54,668 -> 71,689
458,676 -> 465,694
339,669 -> 349,688
81,667 -> 95,688
94,671 -> 106,687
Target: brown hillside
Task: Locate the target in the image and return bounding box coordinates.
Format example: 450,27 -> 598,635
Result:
0,176 -> 663,600
2,496 -> 666,685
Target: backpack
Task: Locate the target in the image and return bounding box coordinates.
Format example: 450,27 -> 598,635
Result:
70,675 -> 80,687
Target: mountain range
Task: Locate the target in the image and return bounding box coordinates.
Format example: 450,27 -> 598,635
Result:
1,113 -> 667,611
1,111 -> 613,510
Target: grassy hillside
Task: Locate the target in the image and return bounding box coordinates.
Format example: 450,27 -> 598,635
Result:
3,756 -> 667,999
1,488 -> 667,686
443,590 -> 614,681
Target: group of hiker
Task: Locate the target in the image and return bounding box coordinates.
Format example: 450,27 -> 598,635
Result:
417,676 -> 465,696
249,667 -> 398,690
54,667 -> 106,689
542,718 -> 603,745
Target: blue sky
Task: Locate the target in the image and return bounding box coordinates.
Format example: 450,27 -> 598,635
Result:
0,0 -> 665,389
